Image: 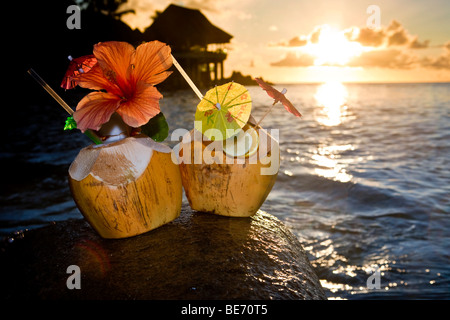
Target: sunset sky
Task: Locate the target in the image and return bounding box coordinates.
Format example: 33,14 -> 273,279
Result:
120,0 -> 450,83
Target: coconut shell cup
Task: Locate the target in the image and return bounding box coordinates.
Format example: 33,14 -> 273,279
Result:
177,124 -> 280,217
68,134 -> 182,239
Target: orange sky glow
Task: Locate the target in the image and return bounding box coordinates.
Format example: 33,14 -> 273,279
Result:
120,0 -> 450,84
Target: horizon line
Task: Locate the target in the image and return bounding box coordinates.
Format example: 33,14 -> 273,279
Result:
259,80 -> 450,85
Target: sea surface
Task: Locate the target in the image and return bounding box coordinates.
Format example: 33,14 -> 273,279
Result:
1,82 -> 449,299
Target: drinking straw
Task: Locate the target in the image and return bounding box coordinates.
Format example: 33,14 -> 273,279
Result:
171,54 -> 204,100
27,68 -> 103,145
255,102 -> 276,128
28,68 -> 74,115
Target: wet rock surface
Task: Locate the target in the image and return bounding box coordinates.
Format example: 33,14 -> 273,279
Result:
0,205 -> 326,300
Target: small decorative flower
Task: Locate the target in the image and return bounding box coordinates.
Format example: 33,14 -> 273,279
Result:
226,111 -> 234,123
64,116 -> 77,130
70,41 -> 173,132
204,110 -> 214,117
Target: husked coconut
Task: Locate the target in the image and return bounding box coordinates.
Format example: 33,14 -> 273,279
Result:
178,124 -> 279,217
69,134 -> 182,239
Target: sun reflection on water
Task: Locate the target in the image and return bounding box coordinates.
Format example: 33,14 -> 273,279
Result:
312,143 -> 354,183
310,82 -> 355,183
314,247 -> 399,299
314,81 -> 348,127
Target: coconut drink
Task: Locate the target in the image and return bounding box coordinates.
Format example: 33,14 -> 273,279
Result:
29,40 -> 182,239
64,41 -> 180,238
173,82 -> 281,217
177,121 -> 280,217
167,66 -> 302,217
68,132 -> 182,239
68,112 -> 182,239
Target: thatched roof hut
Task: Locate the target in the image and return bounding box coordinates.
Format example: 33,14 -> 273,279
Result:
143,4 -> 232,51
143,4 -> 233,88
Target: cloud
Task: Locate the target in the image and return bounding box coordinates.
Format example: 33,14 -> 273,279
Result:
347,42 -> 450,70
420,41 -> 450,69
270,52 -> 315,67
270,20 -> 430,51
309,25 -> 323,44
346,20 -> 430,49
270,36 -> 308,47
288,36 -> 308,47
409,36 -> 430,49
348,26 -> 385,47
270,25 -> 329,48
388,28 -> 409,46
269,19 -> 448,70
349,21 -> 450,69
387,20 -> 402,31
347,49 -> 417,69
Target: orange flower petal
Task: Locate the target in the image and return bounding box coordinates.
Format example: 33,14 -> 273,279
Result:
74,64 -> 122,96
116,82 -> 162,128
93,41 -> 135,91
73,92 -> 121,132
132,41 -> 173,85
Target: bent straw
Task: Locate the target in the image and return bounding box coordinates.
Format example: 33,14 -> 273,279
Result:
171,54 -> 203,100
27,68 -> 103,145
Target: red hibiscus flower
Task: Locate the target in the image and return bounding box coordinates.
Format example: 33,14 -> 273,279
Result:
71,41 -> 172,132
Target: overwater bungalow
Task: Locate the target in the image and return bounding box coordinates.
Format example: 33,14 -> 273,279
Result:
143,4 -> 233,89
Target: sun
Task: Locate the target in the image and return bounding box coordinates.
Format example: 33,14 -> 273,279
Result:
306,25 -> 364,66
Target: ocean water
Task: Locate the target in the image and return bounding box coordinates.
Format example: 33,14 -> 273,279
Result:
1,82 -> 449,299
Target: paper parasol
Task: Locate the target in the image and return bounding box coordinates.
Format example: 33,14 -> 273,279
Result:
254,78 -> 301,128
195,82 -> 252,141
60,55 -> 97,90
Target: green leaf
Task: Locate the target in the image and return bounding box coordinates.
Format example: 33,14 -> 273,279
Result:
140,112 -> 169,142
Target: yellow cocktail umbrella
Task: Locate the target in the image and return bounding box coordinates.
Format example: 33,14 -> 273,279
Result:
194,82 -> 252,141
